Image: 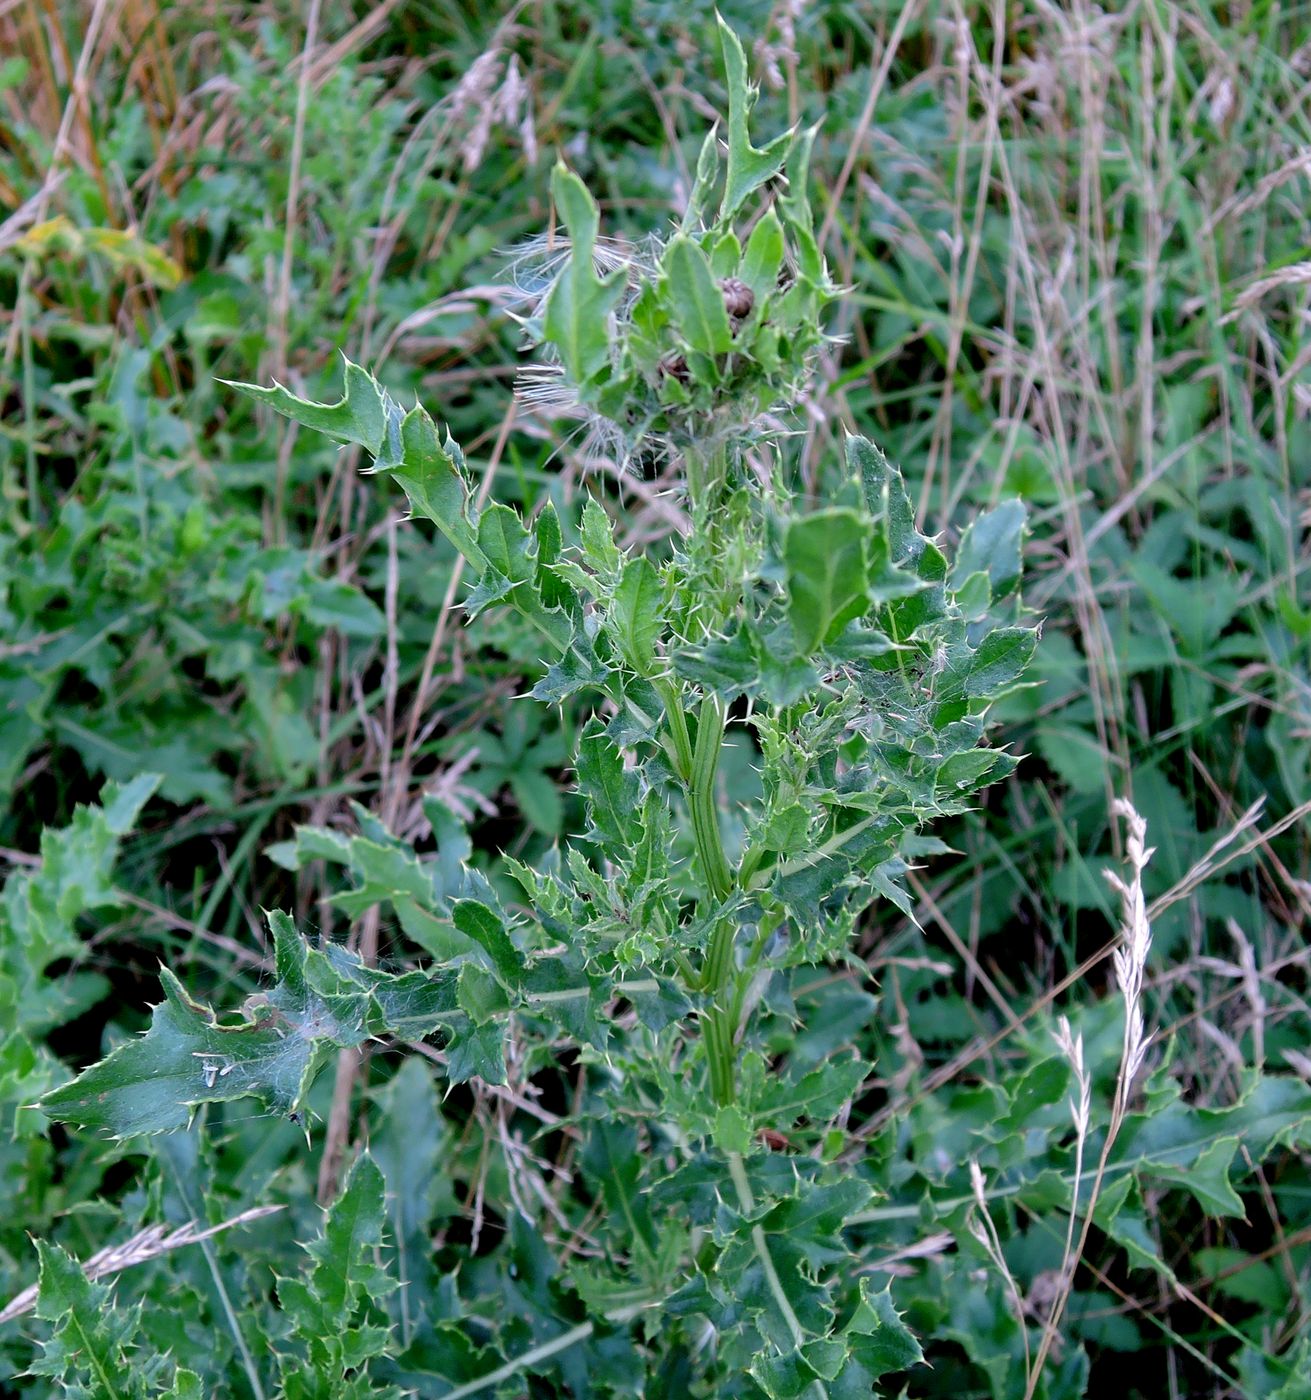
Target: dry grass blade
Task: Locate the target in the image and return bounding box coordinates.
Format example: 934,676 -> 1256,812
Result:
1222,260 -> 1311,321
1148,797 -> 1311,920
0,1204 -> 284,1324
968,1158 -> 1032,1384
1025,797 -> 1156,1400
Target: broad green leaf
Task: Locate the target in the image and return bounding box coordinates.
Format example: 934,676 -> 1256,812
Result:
224,358 -> 386,453
38,913 -> 490,1137
665,235 -> 734,355
576,724 -> 642,848
302,578 -> 385,637
396,900 -> 484,963
609,557 -> 663,675
951,498 -> 1026,599
391,404 -> 484,568
509,767 -> 565,836
1035,723 -> 1109,795
1193,1248 -> 1287,1309
1132,557 -> 1243,658
740,207 -> 785,299
717,15 -> 791,219
965,628 -> 1038,698
451,898 -> 524,985
543,164 -> 626,384
761,1178 -> 873,1254
784,508 -> 870,653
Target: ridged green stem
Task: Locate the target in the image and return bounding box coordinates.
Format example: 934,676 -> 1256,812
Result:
690,694 -> 733,901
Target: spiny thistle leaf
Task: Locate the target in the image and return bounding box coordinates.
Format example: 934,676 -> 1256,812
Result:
28,1240 -> 166,1398
783,507 -> 873,654
717,14 -> 791,220
277,1153 -> 403,1397
665,236 -> 734,356
3,773 -> 160,1040
39,917 -> 354,1138
223,358 -> 387,453
543,163 -> 627,385
38,912 -> 508,1138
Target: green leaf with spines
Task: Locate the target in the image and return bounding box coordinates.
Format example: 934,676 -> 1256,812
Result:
29,1240 -> 147,1398
580,497 -> 622,580
543,164 -> 627,385
965,627 -> 1039,698
223,358 -> 386,452
740,207 -> 785,298
665,235 -> 735,356
951,497 -> 1026,599
531,630 -> 611,704
576,723 -> 642,849
717,15 -> 791,220
391,404 -> 484,567
277,1152 -> 403,1398
534,501 -> 571,609
680,122 -> 722,232
850,434 -> 923,565
38,911 -> 519,1136
784,507 -> 872,654
451,898 -> 525,985
609,556 -> 664,675
40,919 -> 350,1138
840,1282 -> 925,1380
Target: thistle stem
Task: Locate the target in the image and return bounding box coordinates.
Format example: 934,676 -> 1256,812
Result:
728,1150 -> 824,1395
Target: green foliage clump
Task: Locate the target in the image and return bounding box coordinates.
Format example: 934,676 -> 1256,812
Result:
4,4 -> 1310,1399
35,21 -> 1037,1394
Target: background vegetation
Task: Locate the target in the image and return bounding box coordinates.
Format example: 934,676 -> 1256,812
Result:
2,0 -> 1309,1395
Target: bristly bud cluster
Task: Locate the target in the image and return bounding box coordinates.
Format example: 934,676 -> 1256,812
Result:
512,17 -> 835,475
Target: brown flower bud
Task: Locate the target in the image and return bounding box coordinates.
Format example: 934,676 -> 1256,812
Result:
660,353 -> 690,383
720,277 -> 754,321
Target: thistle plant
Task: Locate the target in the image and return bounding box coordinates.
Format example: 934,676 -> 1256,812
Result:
42,21 -> 1036,1395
